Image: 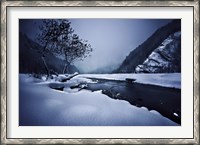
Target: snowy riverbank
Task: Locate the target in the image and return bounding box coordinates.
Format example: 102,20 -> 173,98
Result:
19,73 -> 179,126
79,73 -> 181,89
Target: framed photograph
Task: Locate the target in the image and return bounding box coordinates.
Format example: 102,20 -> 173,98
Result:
1,0 -> 199,144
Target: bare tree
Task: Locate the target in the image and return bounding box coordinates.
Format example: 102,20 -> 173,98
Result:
36,19 -> 93,78
60,34 -> 93,73
36,19 -> 72,79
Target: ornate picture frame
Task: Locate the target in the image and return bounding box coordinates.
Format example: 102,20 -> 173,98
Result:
1,0 -> 199,144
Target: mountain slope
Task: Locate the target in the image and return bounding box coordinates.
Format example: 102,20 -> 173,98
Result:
135,31 -> 181,73
115,19 -> 181,73
19,32 -> 79,74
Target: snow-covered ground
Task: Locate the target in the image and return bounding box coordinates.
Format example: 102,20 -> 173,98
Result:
19,74 -> 179,126
78,73 -> 181,89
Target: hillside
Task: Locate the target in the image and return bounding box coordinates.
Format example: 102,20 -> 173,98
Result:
19,32 -> 79,74
115,19 -> 181,73
135,31 -> 181,73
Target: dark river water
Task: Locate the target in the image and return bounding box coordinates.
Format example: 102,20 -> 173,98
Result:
80,77 -> 181,125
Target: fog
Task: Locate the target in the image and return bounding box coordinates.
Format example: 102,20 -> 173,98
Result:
19,19 -> 172,73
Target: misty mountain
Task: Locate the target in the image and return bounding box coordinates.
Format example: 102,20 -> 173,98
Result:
115,19 -> 181,73
19,32 -> 79,74
86,64 -> 119,74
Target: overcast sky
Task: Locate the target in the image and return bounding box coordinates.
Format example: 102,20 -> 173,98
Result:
19,19 -> 172,73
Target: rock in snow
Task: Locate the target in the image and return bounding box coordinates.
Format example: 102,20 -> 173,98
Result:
49,83 -> 65,91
